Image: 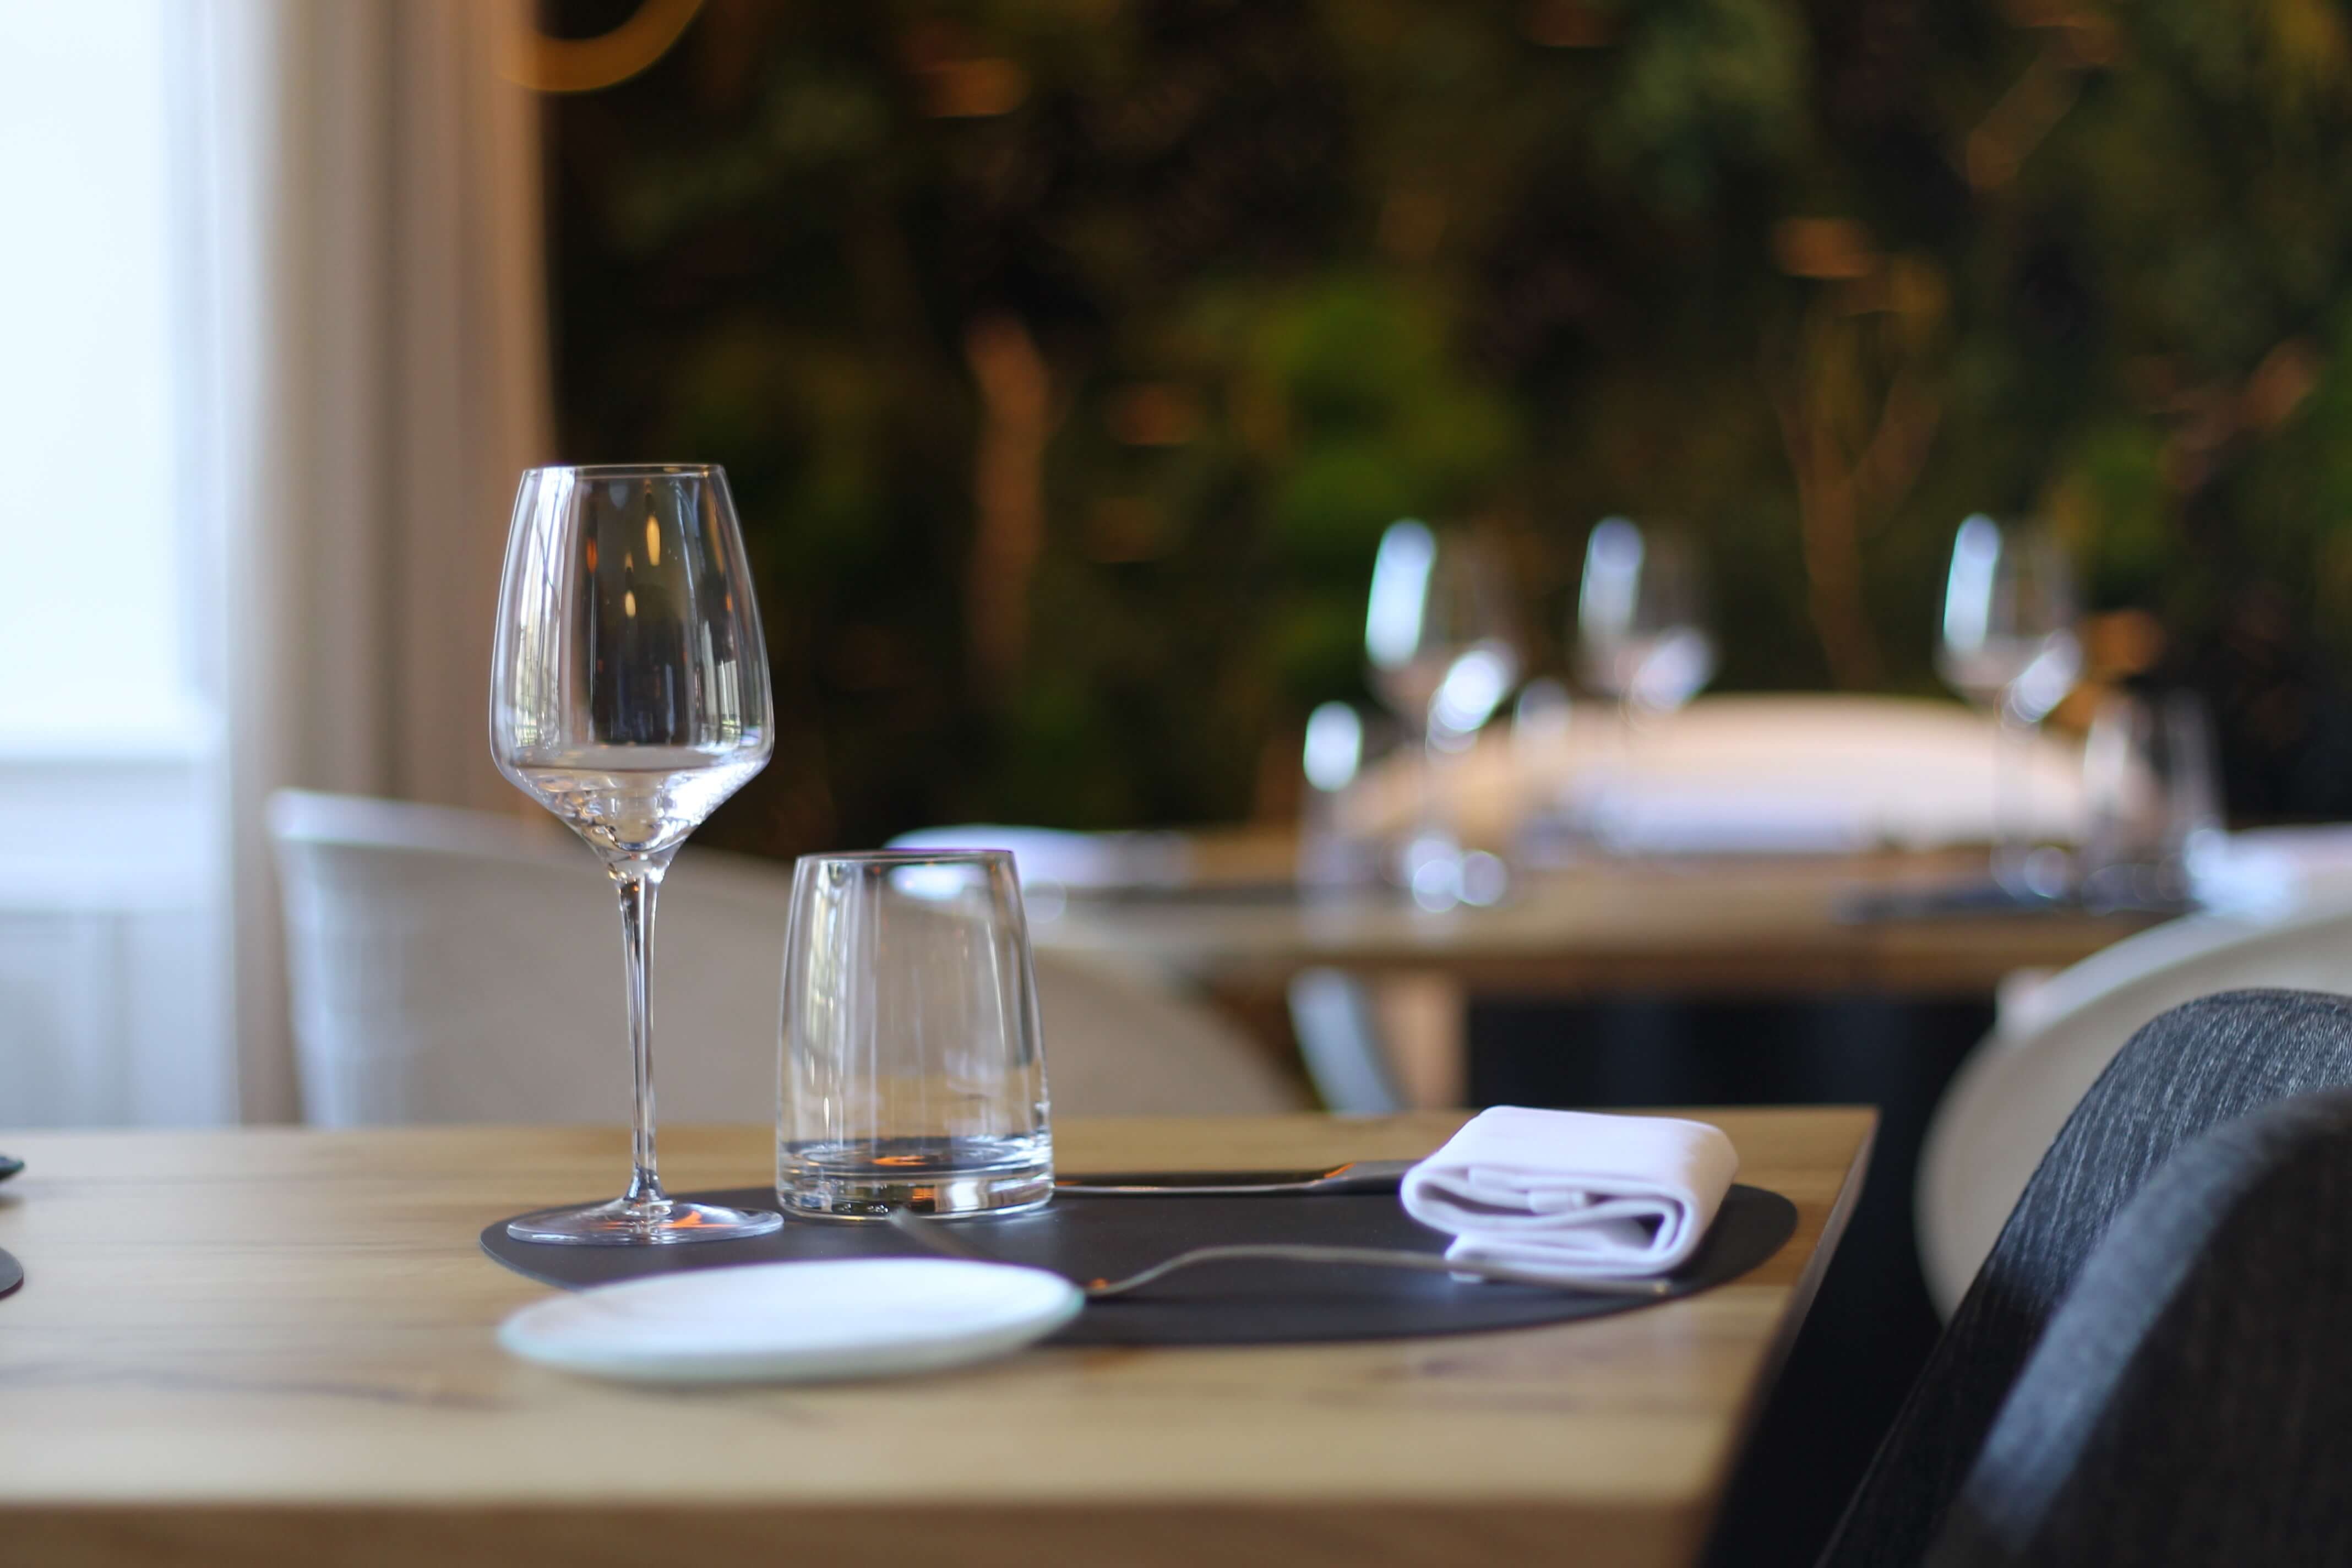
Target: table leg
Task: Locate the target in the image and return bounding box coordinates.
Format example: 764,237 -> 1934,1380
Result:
1373,972 -> 1466,1109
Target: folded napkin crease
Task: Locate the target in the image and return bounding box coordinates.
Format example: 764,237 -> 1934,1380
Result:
1401,1106 -> 1739,1281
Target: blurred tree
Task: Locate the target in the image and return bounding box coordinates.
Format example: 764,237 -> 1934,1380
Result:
543,0 -> 2352,851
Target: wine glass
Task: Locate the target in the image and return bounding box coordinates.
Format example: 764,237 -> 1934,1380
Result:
490,464 -> 783,1245
1364,520 -> 1521,908
1935,514 -> 2082,900
1576,518 -> 1715,715
1575,519 -> 1715,849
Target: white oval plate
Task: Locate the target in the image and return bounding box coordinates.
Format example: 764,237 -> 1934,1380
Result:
499,1258 -> 1085,1384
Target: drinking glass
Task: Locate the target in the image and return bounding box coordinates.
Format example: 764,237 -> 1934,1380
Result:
2079,689 -> 2222,912
1364,520 -> 1521,908
1935,515 -> 2082,900
491,463 -> 782,1245
1575,519 -> 1714,849
777,850 -> 1052,1220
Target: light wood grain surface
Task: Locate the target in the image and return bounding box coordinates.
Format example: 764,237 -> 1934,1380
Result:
0,1110 -> 1873,1568
1037,838 -> 2148,997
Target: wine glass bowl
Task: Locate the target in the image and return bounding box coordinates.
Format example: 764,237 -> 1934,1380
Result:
1576,518 -> 1716,716
491,463 -> 782,1245
1366,520 -> 1522,741
1935,514 -> 2081,722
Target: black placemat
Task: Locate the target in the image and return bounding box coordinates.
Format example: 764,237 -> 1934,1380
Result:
481,1184 -> 1795,1344
0,1246 -> 20,1302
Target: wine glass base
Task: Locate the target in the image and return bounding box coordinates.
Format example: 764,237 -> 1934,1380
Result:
505,1196 -> 783,1246
1994,844 -> 2074,903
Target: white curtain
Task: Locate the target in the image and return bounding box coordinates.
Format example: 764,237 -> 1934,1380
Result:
182,0 -> 553,1120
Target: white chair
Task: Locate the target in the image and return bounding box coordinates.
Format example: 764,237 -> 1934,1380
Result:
885,824 -> 1409,1115
268,791 -> 1306,1126
1917,897 -> 2352,1317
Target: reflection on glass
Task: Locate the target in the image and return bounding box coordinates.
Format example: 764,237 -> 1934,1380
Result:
1300,701 -> 1390,891
1303,701 -> 1365,793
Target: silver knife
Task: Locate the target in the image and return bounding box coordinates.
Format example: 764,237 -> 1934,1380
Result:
1053,1158 -> 1415,1197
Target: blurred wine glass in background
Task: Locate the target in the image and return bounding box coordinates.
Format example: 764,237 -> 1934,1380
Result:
1576,519 -> 1716,716
1508,677 -> 1581,868
1510,677 -> 1574,770
1365,520 -> 1521,909
1298,700 -> 1377,891
1936,514 -> 2082,901
1575,519 -> 1716,850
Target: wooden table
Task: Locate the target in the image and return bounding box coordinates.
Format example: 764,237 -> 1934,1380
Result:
0,1109 -> 1872,1568
1032,840 -> 2155,1103
1036,836 -> 2153,999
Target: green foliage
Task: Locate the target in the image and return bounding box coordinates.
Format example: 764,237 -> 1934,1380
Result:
547,0 -> 2352,849
1595,0 -> 1810,211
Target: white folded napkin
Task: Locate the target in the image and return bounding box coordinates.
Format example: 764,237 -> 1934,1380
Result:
1400,1107 -> 1739,1281
1594,787 -> 1869,856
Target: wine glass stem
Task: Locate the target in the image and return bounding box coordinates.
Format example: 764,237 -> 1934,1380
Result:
1598,694 -> 1635,851
610,856 -> 671,1207
1418,712 -> 1444,841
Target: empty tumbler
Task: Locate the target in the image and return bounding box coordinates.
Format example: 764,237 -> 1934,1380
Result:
777,850 -> 1052,1219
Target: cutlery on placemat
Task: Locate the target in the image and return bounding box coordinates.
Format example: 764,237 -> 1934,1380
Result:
1052,1158 -> 1414,1197
883,1206 -> 1669,1299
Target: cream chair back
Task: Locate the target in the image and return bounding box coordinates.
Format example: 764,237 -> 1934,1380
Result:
1918,899 -> 2352,1316
269,791 -> 1304,1125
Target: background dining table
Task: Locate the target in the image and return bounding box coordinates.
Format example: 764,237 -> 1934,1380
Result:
0,1108 -> 1872,1568
1032,834 -> 2155,1102
1038,833 -> 2149,995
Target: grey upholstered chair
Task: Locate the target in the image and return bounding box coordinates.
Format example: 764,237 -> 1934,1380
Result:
1924,1086 -> 2352,1565
1821,989 -> 2352,1565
